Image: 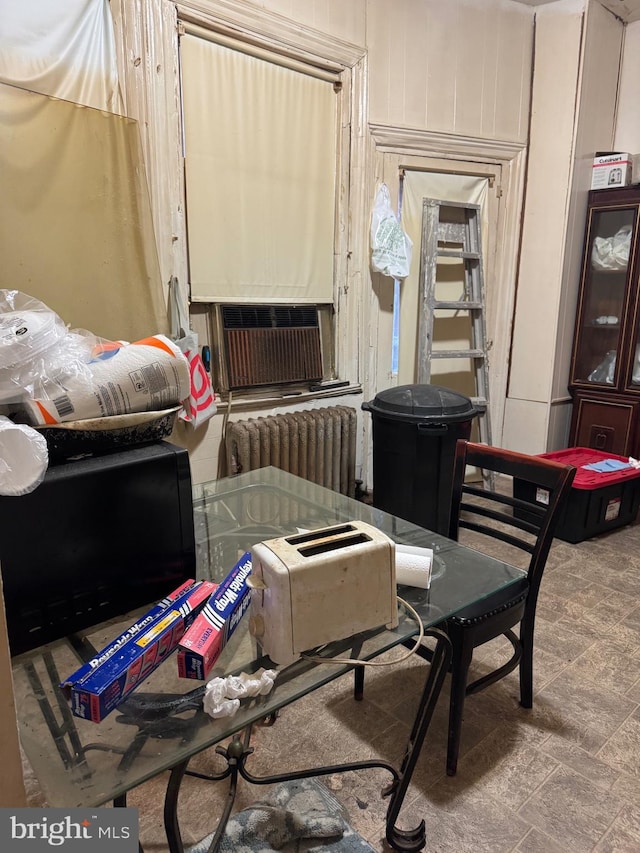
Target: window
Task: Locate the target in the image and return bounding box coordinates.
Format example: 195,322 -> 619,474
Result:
178,25 -> 345,393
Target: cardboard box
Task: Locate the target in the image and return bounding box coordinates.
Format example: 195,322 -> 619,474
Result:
591,152 -> 632,190
177,553 -> 252,681
62,579 -> 217,722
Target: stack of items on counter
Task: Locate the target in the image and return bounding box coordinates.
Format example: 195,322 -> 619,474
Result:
0,289 -> 191,496
61,554 -> 254,723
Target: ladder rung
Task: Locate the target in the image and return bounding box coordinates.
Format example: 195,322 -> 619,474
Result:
437,250 -> 481,260
433,300 -> 483,310
431,349 -> 485,359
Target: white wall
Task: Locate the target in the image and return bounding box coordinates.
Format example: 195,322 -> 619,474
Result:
366,0 -> 532,143
614,20 -> 640,153
503,0 -> 624,454
549,0 -> 623,447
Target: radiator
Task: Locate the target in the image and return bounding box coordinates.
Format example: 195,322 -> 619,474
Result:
225,406 -> 357,497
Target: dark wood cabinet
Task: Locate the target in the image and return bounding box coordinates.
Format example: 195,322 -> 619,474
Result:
569,186 -> 640,457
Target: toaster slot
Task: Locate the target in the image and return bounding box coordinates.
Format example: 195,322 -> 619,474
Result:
285,524 -> 356,545
297,532 -> 371,558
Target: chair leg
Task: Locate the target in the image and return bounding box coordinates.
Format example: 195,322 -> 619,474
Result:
354,664 -> 364,701
446,637 -> 474,777
519,618 -> 534,709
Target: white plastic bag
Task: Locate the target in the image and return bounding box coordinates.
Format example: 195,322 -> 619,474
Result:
592,225 -> 631,271
168,277 -> 217,428
370,183 -> 413,279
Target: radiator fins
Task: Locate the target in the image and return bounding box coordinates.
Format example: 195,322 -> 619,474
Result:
225,407 -> 357,497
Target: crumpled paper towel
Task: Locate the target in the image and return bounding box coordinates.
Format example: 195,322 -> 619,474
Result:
203,667 -> 277,719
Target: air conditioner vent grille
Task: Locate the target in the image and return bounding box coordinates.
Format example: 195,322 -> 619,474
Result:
222,305 -> 319,329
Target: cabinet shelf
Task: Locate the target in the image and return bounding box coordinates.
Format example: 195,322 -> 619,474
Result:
585,323 -> 620,330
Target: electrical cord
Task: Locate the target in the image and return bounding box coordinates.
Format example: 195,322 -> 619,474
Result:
300,596 -> 425,667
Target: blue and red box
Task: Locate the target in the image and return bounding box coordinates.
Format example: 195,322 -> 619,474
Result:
514,447 -> 640,543
61,579 -> 217,721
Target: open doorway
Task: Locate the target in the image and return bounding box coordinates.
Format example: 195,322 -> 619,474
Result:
374,147 -> 522,449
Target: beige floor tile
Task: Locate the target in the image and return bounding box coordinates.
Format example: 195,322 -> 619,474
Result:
515,826 -> 568,853
538,733 -> 621,790
532,667 -> 637,751
596,713 -> 640,778
563,638 -> 640,695
594,802 -> 640,852
398,783 -> 530,853
517,766 -> 622,852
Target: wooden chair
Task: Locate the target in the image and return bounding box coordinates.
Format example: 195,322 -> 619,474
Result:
354,439 -> 576,777
440,439 -> 576,775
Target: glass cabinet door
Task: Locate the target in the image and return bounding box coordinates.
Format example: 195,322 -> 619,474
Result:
572,206 -> 636,387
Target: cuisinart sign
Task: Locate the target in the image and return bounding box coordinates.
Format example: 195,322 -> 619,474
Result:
0,809 -> 138,851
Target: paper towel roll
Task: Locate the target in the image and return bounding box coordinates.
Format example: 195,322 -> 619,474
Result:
0,416 -> 48,496
396,544 -> 433,589
21,335 -> 190,425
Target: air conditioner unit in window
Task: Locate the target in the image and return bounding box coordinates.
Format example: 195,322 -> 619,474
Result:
220,305 -> 324,391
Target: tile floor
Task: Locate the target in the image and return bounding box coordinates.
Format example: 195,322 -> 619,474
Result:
23,511 -> 640,852
122,515 -> 640,852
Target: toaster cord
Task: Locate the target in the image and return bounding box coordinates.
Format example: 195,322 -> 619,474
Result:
300,596 -> 425,667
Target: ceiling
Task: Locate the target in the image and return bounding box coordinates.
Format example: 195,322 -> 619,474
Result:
512,0 -> 640,23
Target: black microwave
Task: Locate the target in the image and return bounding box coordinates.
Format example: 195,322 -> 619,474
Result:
0,441 -> 196,655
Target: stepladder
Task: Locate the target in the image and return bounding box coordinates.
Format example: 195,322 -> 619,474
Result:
417,198 -> 494,481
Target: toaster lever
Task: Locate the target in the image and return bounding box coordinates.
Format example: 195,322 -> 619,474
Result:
246,575 -> 267,590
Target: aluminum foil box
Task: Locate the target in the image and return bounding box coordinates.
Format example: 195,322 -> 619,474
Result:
62,580 -> 216,722
177,552 -> 252,680
249,521 -> 397,666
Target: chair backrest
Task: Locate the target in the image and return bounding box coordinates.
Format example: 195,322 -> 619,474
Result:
448,440 -> 576,602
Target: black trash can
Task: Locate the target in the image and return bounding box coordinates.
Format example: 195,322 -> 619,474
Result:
362,384 -> 480,535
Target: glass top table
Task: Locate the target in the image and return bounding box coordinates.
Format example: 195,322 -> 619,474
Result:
12,466 -> 526,852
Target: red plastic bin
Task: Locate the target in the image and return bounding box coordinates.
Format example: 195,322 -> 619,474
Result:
513,447 -> 640,543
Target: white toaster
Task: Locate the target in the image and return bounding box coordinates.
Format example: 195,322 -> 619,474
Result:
248,521 -> 398,666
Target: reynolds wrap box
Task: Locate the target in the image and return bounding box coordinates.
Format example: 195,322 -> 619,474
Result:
60,579 -> 198,688
177,553 -> 252,680
62,580 -> 216,722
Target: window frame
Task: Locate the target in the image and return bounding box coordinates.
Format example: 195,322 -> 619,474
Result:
110,0 -> 368,399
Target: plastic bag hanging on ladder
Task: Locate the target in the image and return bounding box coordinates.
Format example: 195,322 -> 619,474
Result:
168,276 -> 217,428
370,183 -> 413,279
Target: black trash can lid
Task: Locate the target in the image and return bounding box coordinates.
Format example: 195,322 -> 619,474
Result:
362,384 -> 479,424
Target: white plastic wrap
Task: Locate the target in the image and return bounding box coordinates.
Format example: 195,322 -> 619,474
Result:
592,225 -> 632,271
0,415 -> 48,496
0,290 -> 190,425
203,668 -> 278,719
0,290 -> 75,405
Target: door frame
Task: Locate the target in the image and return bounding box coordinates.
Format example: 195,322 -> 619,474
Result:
368,124 -> 527,451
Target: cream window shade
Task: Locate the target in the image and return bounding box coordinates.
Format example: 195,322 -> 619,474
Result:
180,32 -> 338,304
